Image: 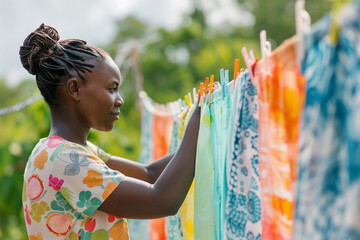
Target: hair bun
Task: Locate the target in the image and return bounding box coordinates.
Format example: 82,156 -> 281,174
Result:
19,24 -> 60,75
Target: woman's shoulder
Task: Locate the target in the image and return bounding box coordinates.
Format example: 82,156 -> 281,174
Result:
27,136 -> 97,170
33,136 -> 101,154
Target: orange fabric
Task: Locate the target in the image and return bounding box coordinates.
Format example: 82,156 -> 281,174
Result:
254,37 -> 306,240
150,114 -> 174,240
150,219 -> 166,240
152,114 -> 173,161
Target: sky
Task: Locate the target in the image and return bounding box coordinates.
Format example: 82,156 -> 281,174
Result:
0,0 -> 252,87
0,0 -> 193,87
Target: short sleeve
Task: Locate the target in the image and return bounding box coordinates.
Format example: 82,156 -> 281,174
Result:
51,143 -> 124,219
87,141 -> 111,163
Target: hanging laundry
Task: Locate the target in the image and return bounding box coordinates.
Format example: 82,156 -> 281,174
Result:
294,2 -> 360,239
224,70 -> 261,240
128,96 -> 153,240
254,37 -> 306,240
209,80 -> 235,240
152,114 -> 173,161
179,104 -> 196,240
165,120 -> 184,240
129,92 -> 176,240
151,114 -> 174,240
194,102 -> 216,240
219,83 -> 235,240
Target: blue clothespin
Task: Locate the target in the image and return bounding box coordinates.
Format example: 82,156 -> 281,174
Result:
220,68 -> 225,100
182,99 -> 187,109
225,69 -> 229,84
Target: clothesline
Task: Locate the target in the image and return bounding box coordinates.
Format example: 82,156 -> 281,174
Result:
130,1 -> 360,239
138,91 -> 182,117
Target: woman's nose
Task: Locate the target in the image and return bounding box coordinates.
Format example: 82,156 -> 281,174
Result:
115,94 -> 124,107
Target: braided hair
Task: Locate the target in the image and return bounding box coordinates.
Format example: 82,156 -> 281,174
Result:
19,24 -> 108,106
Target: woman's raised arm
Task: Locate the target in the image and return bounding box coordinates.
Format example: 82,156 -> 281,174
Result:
98,105 -> 201,219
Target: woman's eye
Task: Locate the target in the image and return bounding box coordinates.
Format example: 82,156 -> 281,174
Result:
109,88 -> 117,93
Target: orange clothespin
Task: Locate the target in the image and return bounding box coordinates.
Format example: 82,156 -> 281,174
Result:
199,82 -> 204,97
209,75 -> 214,104
233,59 -> 240,90
199,82 -> 204,106
204,77 -> 209,102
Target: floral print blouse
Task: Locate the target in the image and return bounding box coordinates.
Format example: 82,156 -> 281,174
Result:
22,136 -> 129,239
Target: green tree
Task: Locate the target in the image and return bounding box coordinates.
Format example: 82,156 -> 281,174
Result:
234,0 -> 331,46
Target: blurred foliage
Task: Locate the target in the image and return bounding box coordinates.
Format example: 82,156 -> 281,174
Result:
0,1 -> 332,239
234,0 -> 331,47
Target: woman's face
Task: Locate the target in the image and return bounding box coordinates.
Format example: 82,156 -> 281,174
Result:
76,56 -> 124,131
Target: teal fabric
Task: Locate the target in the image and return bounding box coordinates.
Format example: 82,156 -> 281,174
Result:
221,81 -> 235,240
166,121 -> 184,240
194,103 -> 216,239
209,82 -> 234,240
128,98 -> 153,240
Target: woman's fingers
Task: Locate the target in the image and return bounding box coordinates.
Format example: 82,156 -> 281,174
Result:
203,81 -> 221,94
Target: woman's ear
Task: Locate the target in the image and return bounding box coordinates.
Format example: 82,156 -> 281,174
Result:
66,78 -> 81,101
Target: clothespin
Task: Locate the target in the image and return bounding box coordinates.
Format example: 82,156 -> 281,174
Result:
208,75 -> 214,104
295,0 -> 311,67
199,82 -> 204,106
188,92 -> 193,105
204,77 -> 209,103
177,99 -> 182,111
220,68 -> 225,100
242,47 -> 256,81
240,68 -> 245,78
193,88 -> 197,105
233,59 -> 240,90
224,70 -> 229,83
329,0 -> 349,45
184,94 -> 191,107
197,90 -> 201,106
260,30 -> 272,73
182,99 -> 187,109
249,50 -> 255,62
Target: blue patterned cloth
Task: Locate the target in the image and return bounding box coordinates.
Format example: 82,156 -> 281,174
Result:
224,71 -> 261,240
166,121 -> 184,240
294,2 -> 360,239
128,97 -> 153,240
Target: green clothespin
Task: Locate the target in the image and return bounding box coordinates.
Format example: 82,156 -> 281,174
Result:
329,0 -> 350,45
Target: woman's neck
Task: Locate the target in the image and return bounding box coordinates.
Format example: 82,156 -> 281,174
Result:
49,108 -> 89,146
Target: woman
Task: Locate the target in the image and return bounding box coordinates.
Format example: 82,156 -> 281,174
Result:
20,24 -> 201,239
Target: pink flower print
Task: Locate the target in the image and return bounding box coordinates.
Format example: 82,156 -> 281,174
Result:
24,204 -> 31,225
47,136 -> 66,148
49,174 -> 64,191
27,175 -> 44,201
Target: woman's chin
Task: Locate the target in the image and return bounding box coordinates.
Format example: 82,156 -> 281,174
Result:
94,124 -> 115,132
